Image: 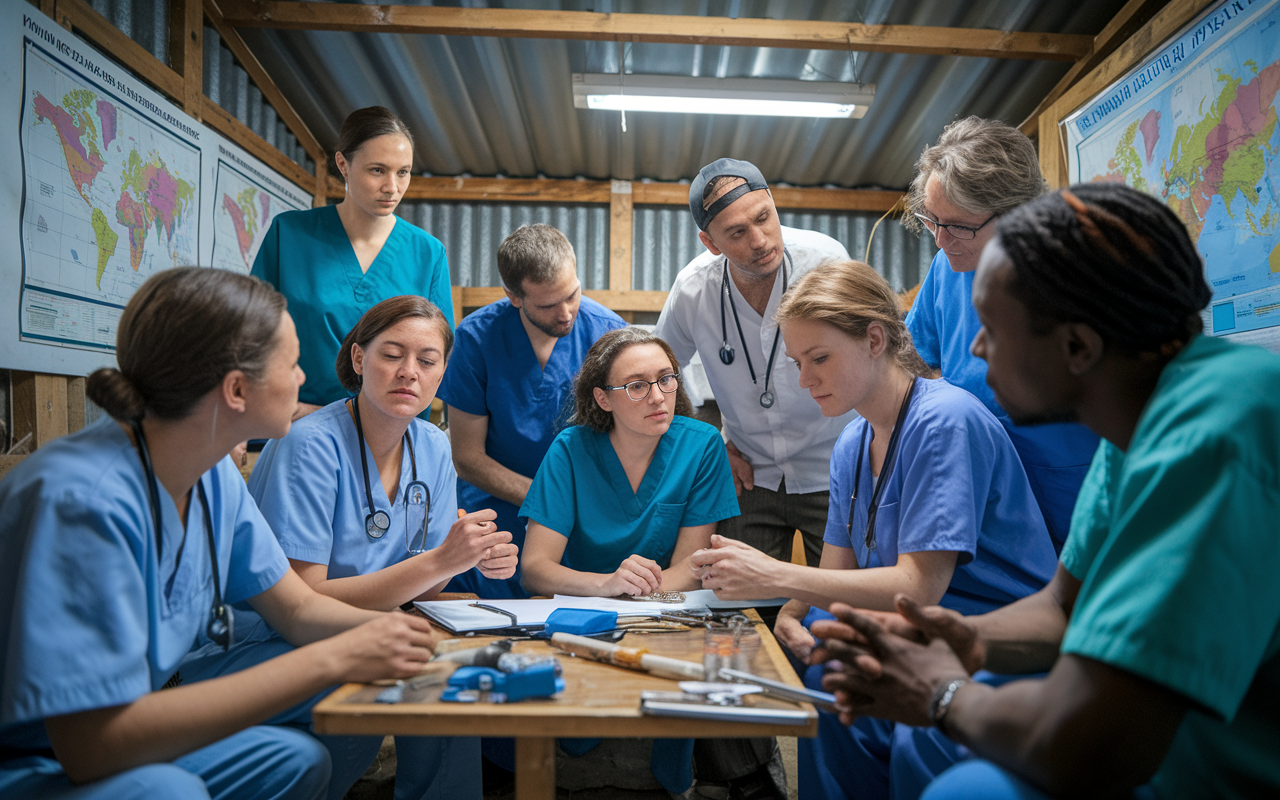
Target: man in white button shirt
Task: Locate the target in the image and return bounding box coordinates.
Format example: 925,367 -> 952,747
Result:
656,158 -> 855,568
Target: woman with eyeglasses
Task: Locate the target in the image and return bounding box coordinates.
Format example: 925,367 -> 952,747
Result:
181,295 -> 516,800
692,260 -> 1058,800
0,269 -> 441,800
519,327 -> 739,598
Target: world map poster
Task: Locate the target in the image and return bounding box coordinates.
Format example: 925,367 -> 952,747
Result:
20,40 -> 200,351
210,156 -> 307,275
1066,0 -> 1280,345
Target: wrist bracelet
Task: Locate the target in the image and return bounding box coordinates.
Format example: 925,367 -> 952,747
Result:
929,677 -> 971,736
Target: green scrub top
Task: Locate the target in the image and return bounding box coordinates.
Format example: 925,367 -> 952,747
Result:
1061,334 -> 1280,799
251,205 -> 455,407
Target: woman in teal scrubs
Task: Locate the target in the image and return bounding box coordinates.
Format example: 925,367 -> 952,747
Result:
518,327 -> 740,795
252,106 -> 454,416
0,268 -> 438,800
520,326 -> 739,596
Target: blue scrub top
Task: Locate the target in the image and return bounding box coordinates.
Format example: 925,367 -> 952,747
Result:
0,418 -> 289,752
906,251 -> 1099,552
252,205 -> 455,407
824,378 -> 1057,617
520,416 -> 740,576
216,400 -> 458,647
437,297 -> 625,596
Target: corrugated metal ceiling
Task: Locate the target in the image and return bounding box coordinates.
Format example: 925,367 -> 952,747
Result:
239,0 -> 1132,189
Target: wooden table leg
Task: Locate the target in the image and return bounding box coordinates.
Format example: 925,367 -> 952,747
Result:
514,736 -> 556,800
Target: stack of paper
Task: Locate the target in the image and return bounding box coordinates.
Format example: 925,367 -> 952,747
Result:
414,589 -> 786,634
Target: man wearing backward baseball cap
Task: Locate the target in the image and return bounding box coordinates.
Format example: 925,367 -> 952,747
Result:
657,158 -> 854,570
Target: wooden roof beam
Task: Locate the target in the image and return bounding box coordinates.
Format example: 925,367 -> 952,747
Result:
217,0 -> 1092,61
333,175 -> 903,213
1019,0 -> 1202,137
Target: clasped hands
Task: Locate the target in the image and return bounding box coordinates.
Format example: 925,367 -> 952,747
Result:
807,595 -> 986,728
438,508 -> 519,580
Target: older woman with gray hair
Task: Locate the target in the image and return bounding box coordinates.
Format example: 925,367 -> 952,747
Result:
905,116 -> 1099,553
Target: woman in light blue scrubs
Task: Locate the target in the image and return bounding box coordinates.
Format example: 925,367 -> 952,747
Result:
252,107 -> 454,416
187,296 -> 517,800
520,327 -> 739,598
0,269 -> 439,800
695,260 -> 1058,800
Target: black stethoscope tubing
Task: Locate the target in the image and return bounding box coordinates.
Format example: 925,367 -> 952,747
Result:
351,394 -> 424,541
131,420 -> 232,651
846,377 -> 919,555
718,249 -> 792,409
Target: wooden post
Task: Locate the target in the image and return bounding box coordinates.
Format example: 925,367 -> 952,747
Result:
1039,110 -> 1067,190
67,377 -> 86,434
172,0 -> 204,118
313,163 -> 328,208
12,373 -> 70,450
40,0 -> 57,20
513,737 -> 556,800
609,180 -> 634,322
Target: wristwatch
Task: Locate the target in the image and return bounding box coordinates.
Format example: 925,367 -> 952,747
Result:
929,677 -> 971,735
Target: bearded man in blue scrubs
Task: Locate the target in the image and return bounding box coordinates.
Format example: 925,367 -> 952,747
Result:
439,224 -> 625,599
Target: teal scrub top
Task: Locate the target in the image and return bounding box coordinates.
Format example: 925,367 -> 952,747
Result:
251,205 -> 455,407
520,416 -> 740,575
1060,334 -> 1280,799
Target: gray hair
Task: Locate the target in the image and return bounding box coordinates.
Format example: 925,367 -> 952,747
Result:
905,116 -> 1047,234
497,224 -> 576,297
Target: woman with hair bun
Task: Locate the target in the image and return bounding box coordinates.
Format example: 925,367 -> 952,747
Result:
691,260 -> 1058,800
182,295 -> 517,800
254,106 -> 454,417
0,268 -> 440,800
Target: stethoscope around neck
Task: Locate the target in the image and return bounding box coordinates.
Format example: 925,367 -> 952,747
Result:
130,420 -> 233,651
847,376 -> 919,556
350,393 -> 428,541
718,248 -> 792,409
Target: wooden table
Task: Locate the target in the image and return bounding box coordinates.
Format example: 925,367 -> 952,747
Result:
312,611 -> 817,799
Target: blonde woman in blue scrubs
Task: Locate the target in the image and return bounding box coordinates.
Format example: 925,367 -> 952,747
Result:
182,296 -> 517,800
252,107 -> 454,416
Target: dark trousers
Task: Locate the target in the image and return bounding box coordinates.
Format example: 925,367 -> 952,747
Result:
717,476 -> 830,567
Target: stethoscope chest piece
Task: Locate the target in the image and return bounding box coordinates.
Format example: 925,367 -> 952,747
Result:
760,391 -> 775,409
719,344 -> 735,365
366,510 -> 391,539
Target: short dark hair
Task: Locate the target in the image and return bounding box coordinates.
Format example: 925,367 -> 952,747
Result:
335,296 -> 454,393
996,182 -> 1211,353
497,224 -> 576,297
87,268 -> 286,421
334,106 -> 414,163
571,328 -> 693,433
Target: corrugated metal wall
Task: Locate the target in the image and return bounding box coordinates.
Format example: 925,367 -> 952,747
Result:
632,206 -> 935,293
400,201 -> 935,293
399,202 -> 611,290
78,0 -> 312,172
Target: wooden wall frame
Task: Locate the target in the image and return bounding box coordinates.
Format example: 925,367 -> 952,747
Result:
217,0 -> 1092,61
1036,0 -> 1219,187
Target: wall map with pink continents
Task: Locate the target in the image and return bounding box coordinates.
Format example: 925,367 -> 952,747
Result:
21,43 -> 199,350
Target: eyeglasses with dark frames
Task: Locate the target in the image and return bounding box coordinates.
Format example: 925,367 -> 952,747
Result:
914,212 -> 996,241
605,373 -> 680,401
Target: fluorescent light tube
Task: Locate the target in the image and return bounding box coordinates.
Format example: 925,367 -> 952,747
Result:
572,74 -> 874,119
